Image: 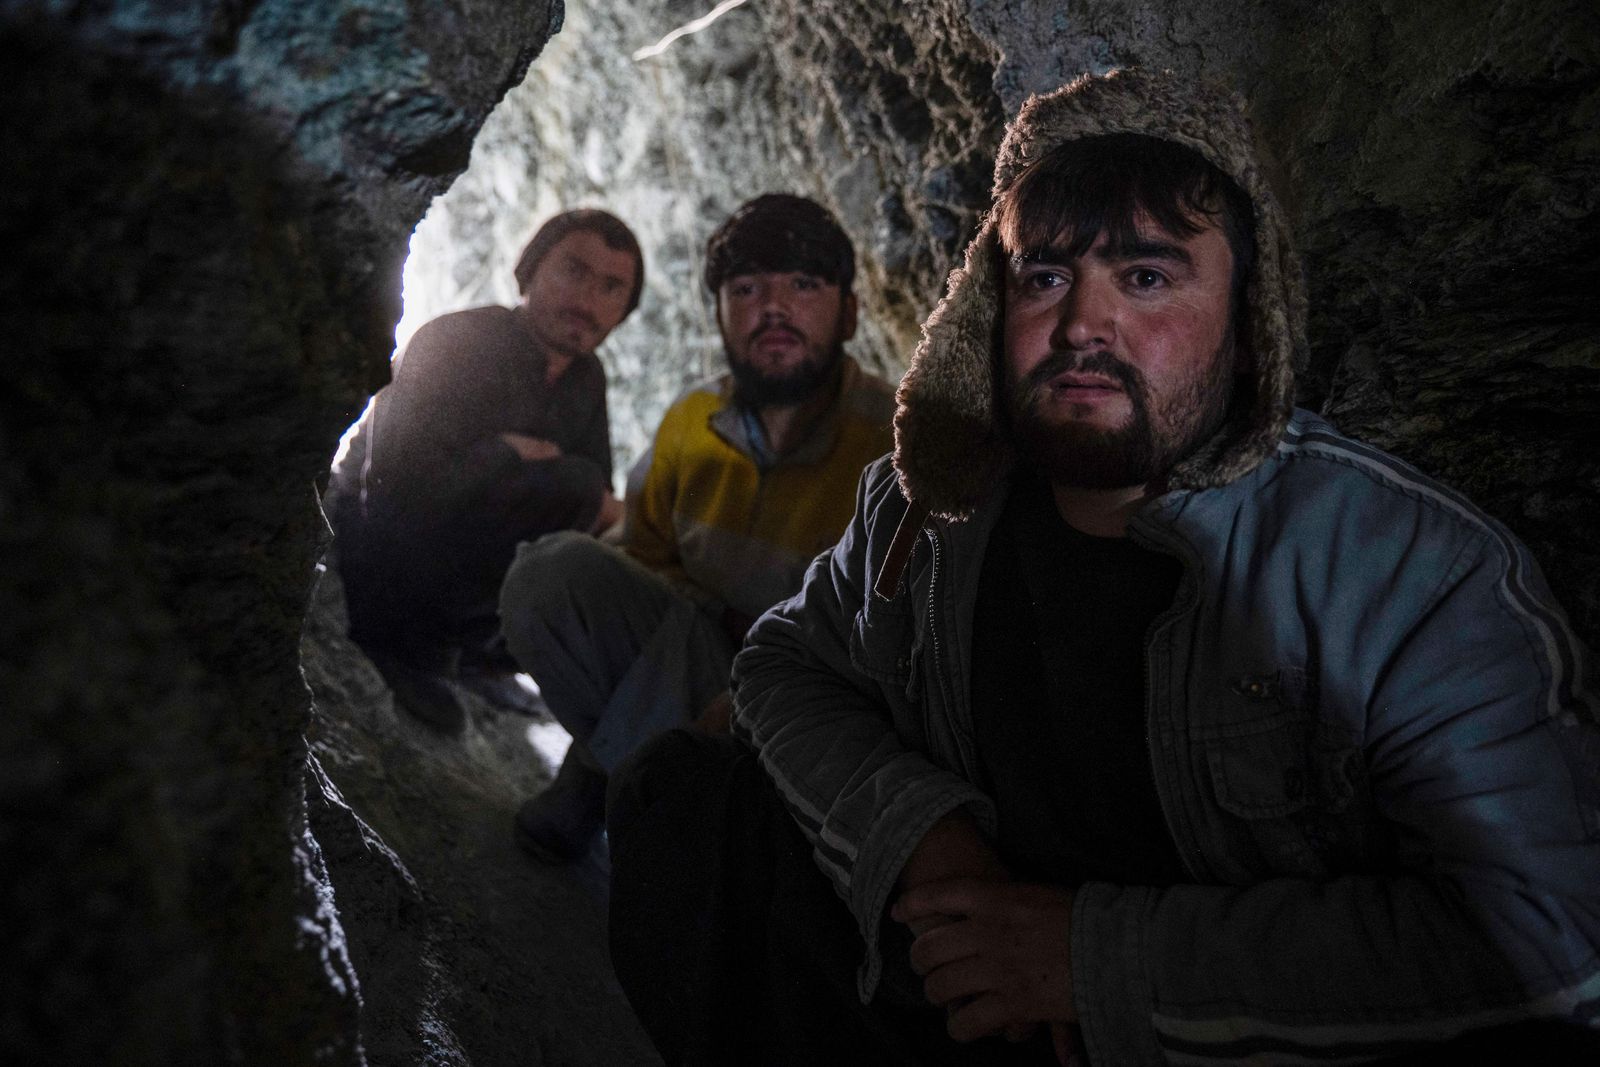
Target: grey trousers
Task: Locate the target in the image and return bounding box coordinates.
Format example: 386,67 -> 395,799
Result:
498,531 -> 736,774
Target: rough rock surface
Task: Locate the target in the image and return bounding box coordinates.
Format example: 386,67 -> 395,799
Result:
300,564 -> 658,1066
2,0 -> 560,1062
402,0 -> 1003,480
5,0 -> 1598,1063
419,0 -> 1597,640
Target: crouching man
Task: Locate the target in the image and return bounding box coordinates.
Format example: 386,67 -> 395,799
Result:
499,194 -> 896,862
329,209 -> 641,728
607,70 -> 1600,1064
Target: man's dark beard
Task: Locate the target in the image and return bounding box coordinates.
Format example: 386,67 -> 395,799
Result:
1007,344 -> 1234,490
729,339 -> 844,407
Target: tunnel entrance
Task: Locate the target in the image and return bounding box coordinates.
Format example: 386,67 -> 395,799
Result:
10,0 -> 1596,1062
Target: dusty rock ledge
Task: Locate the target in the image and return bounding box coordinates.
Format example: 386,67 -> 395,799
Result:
301,564 -> 660,1066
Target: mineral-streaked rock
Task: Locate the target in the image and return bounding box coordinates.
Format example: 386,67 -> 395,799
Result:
414,0 -> 1598,642
4,0 -> 1596,1062
2,1 -> 560,1062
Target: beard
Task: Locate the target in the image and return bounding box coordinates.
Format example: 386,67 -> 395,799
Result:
1006,339 -> 1235,490
727,326 -> 846,407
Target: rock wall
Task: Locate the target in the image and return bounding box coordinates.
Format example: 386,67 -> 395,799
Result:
1,1 -> 560,1062
4,0 -> 1597,1062
418,0 -> 1598,640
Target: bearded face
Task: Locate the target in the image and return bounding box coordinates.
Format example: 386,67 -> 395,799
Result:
1006,339 -> 1235,489
1000,216 -> 1240,490
717,271 -> 856,407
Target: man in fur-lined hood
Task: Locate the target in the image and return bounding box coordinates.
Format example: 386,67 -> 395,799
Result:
605,70 -> 1600,1066
894,66 -> 1304,522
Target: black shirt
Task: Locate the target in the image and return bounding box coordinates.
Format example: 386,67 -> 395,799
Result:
970,471 -> 1187,887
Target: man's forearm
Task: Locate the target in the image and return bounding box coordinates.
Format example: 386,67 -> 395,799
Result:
1072,874 -> 1600,1066
897,810 -> 1009,896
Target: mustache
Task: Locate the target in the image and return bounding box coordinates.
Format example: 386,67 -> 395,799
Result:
1017,349 -> 1141,397
750,323 -> 804,344
557,307 -> 601,332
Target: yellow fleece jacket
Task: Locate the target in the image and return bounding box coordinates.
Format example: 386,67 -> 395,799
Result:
625,357 -> 896,622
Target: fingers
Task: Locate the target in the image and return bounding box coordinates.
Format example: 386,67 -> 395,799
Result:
946,991 -> 1022,1044
907,918 -> 983,976
921,955 -> 998,1007
892,876 -> 1008,925
905,911 -> 955,937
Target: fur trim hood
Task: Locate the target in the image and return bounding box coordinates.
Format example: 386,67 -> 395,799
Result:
892,68 -> 1308,519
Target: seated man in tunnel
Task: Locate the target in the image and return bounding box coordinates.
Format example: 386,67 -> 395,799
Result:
328,209 -> 643,730
605,70 -> 1600,1064
498,193 -> 897,863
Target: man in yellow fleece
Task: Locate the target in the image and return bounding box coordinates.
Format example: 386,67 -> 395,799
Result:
499,194 -> 896,863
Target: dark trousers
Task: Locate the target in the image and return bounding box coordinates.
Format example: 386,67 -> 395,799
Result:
331,456 -> 601,667
606,732 -> 1600,1067
606,729 -> 1055,1066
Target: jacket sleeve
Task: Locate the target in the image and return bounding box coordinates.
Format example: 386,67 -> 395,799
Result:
1073,530 -> 1600,1063
731,458 -> 998,1001
377,317 -> 523,497
571,357 -> 614,483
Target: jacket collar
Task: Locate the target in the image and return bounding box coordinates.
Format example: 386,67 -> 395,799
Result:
709,357 -> 864,468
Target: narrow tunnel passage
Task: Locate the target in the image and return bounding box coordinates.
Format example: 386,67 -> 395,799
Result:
4,0 -> 1598,1063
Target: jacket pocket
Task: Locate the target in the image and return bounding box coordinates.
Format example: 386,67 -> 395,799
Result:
850,594 -> 915,687
1202,670 -> 1368,879
1207,707 -> 1313,820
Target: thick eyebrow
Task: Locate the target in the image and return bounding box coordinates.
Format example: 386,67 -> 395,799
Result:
1096,237 -> 1194,267
1011,238 -> 1194,270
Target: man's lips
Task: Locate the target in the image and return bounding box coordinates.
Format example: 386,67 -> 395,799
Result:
556,308 -> 600,332
751,325 -> 804,349
1046,372 -> 1123,396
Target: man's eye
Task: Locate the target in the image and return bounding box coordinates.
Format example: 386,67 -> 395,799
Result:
793,276 -> 821,291
1023,270 -> 1066,291
1127,268 -> 1167,289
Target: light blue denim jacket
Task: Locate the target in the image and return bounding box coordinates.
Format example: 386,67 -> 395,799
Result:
733,410 -> 1600,1064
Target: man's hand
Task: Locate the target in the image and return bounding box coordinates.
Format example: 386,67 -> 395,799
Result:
691,690 -> 732,733
591,490 -> 623,534
895,811 -> 1009,933
501,432 -> 562,462
893,879 -> 1077,1048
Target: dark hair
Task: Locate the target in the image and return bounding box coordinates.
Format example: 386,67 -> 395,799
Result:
512,208 -> 645,314
703,194 -> 856,294
994,133 -> 1256,319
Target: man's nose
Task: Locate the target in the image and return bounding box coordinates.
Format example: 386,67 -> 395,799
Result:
1053,276 -> 1115,351
575,277 -> 610,313
756,280 -> 791,317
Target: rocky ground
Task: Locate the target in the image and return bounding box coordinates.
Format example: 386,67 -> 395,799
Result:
299,563 -> 660,1066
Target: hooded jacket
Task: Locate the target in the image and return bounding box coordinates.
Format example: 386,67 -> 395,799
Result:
733,70 -> 1600,1062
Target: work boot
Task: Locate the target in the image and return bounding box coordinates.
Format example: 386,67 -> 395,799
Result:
370,653 -> 467,732
515,745 -> 607,863
456,667 -> 544,717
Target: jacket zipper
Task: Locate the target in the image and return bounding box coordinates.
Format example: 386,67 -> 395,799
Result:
1130,517 -> 1205,881
924,523 -> 982,780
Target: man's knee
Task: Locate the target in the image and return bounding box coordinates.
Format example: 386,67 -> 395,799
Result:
499,531 -> 618,635
608,728 -> 754,838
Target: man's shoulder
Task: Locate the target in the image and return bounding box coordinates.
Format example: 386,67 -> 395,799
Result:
1191,408 -> 1520,594
400,305 -> 522,360
1266,409 -> 1499,538
648,374 -> 732,450
415,304 -> 518,336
